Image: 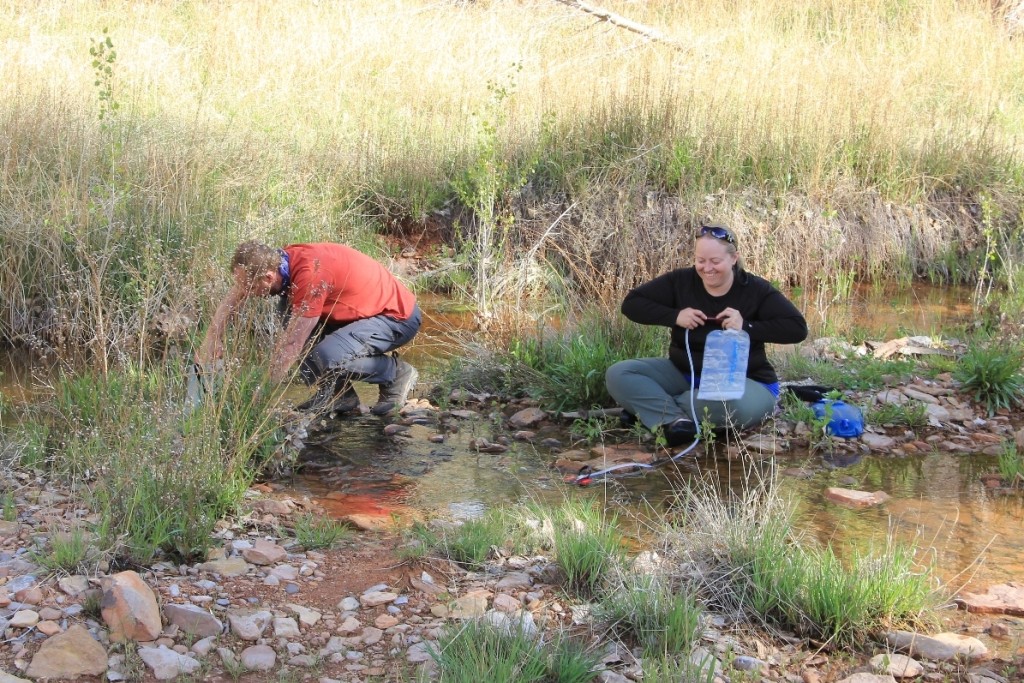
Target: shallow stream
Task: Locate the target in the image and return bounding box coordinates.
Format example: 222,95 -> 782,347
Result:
280,285 -> 1023,595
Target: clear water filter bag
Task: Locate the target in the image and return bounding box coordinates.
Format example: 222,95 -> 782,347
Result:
697,329 -> 750,401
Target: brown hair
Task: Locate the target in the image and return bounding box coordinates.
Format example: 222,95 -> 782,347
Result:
231,241 -> 280,281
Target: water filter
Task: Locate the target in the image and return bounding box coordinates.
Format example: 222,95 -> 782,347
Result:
811,399 -> 865,438
697,329 -> 750,401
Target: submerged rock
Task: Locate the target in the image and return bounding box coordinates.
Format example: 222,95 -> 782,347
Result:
823,487 -> 890,508
957,582 -> 1024,616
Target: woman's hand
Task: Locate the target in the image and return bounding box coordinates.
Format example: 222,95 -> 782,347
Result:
715,307 -> 744,331
675,308 -> 711,330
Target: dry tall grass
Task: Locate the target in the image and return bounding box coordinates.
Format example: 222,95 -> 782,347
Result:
2,0 -> 1022,356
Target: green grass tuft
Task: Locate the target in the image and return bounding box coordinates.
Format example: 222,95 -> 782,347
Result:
292,513 -> 352,550
954,343 -> 1024,416
31,528 -> 97,575
427,619 -> 548,683
997,442 -> 1024,487
549,499 -> 625,598
596,574 -> 702,657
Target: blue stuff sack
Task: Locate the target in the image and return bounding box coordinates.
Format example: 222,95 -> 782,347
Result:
811,399 -> 864,438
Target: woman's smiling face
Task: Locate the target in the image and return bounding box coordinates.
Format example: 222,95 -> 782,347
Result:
694,236 -> 738,294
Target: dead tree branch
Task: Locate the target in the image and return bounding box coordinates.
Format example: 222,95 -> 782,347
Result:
550,0 -> 687,52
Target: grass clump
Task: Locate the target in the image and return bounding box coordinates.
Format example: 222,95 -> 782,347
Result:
774,349 -> 917,392
292,513 -> 351,550
424,507 -> 542,570
997,443 -> 1024,487
428,619 -> 601,683
954,342 -> 1024,416
596,574 -> 702,657
549,499 -> 625,598
664,467 -> 938,649
867,400 -> 928,430
32,528 -> 97,575
2,492 -> 16,522
643,655 -> 718,683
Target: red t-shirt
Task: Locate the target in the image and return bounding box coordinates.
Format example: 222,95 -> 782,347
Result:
284,243 -> 416,324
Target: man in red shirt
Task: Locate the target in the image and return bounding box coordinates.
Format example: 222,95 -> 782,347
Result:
198,241 -> 421,416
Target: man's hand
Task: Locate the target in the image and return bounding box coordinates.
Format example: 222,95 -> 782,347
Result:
270,315 -> 319,384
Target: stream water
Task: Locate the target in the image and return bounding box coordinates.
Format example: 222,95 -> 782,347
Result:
2,283 -> 1021,596
279,285 -> 1023,596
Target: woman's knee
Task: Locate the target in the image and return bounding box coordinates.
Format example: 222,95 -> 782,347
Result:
605,359 -> 645,392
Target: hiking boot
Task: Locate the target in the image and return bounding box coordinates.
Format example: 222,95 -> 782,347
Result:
297,376 -> 361,416
371,360 -> 418,415
661,417 -> 698,447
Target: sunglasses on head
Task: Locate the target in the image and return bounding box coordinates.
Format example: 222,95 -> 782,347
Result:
697,224 -> 735,244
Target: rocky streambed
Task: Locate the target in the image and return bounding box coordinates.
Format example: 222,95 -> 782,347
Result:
3,335 -> 1024,682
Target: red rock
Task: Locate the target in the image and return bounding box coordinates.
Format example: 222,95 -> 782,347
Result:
101,570 -> 162,643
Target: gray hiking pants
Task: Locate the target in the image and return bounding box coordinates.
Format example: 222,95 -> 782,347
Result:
605,357 -> 776,430
297,305 -> 421,386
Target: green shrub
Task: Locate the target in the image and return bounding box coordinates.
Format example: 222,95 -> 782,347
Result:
954,343 -> 1024,415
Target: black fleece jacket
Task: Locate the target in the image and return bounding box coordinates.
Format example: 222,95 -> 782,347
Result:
621,267 -> 808,384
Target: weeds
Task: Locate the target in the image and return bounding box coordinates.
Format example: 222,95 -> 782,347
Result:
867,400 -> 928,429
774,351 -> 917,392
30,358 -> 283,566
545,635 -> 603,683
954,343 -> 1024,416
503,310 -> 665,410
82,590 -> 103,621
292,513 -> 351,550
643,655 -> 718,683
428,619 -> 548,682
2,492 -> 16,522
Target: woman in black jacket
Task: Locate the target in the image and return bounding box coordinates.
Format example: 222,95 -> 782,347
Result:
606,223 -> 808,447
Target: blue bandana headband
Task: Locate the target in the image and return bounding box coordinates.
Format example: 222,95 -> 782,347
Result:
277,249 -> 291,291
